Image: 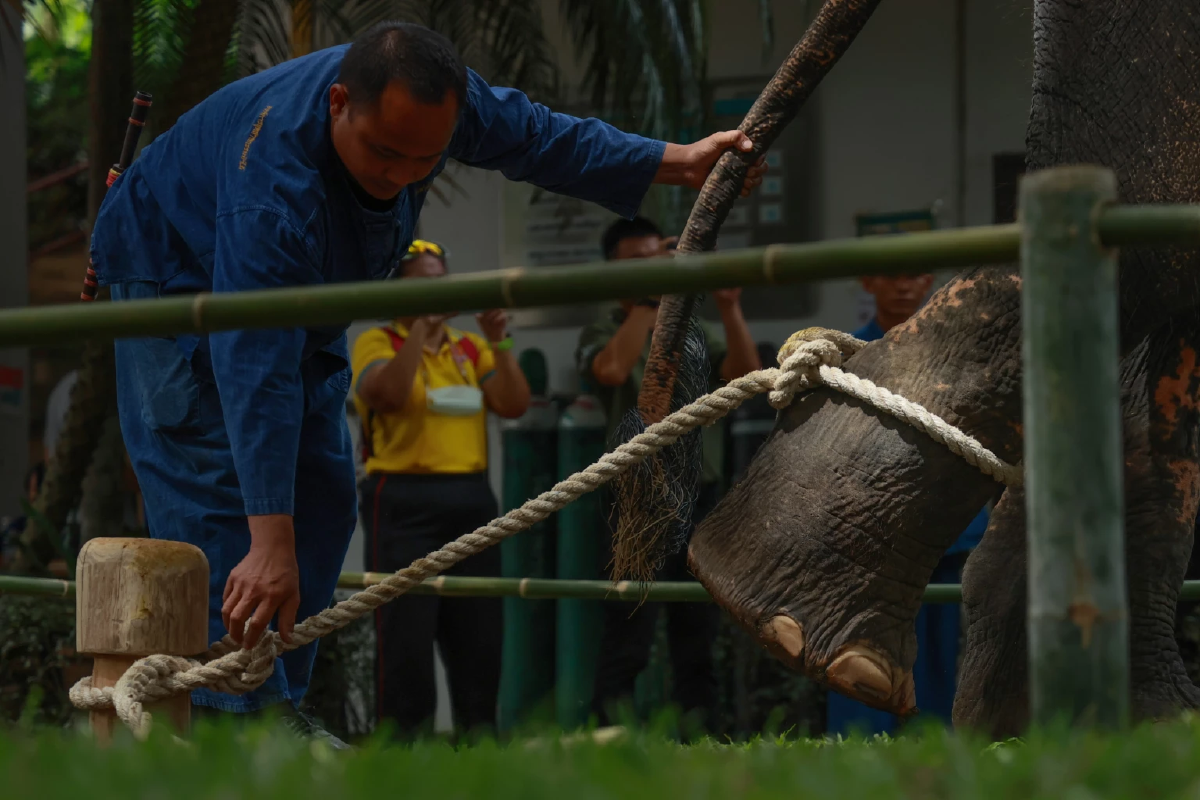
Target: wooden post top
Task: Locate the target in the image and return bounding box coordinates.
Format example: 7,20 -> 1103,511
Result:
76,537 -> 210,658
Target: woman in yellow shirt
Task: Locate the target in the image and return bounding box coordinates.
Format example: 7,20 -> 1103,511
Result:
351,240 -> 530,740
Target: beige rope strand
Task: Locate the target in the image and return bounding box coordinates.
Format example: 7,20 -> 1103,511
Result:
69,328 -> 1022,739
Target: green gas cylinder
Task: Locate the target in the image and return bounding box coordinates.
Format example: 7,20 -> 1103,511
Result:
554,379 -> 609,730
727,343 -> 780,484
498,349 -> 558,732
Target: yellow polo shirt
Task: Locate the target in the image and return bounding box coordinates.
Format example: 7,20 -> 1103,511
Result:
351,322 -> 496,474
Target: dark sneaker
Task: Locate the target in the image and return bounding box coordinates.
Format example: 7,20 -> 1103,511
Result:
279,708 -> 352,751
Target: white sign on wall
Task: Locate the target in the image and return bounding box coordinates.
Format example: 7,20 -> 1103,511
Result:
502,183 -> 619,269
500,182 -> 621,328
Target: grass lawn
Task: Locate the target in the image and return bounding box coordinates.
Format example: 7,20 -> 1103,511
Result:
5,712 -> 1200,799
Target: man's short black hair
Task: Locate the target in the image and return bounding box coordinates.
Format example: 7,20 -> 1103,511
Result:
337,21 -> 468,112
601,216 -> 663,260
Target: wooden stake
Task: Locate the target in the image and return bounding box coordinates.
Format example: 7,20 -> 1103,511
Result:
1020,165 -> 1128,729
75,537 -> 209,743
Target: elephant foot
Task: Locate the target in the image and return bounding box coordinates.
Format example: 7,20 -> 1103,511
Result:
688,269 -> 1023,714
954,482 -> 1200,736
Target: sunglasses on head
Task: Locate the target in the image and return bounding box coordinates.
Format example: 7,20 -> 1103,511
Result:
402,239 -> 447,260
387,239 -> 449,280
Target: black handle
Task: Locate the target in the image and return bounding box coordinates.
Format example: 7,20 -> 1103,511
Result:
85,91 -> 153,300
117,91 -> 152,171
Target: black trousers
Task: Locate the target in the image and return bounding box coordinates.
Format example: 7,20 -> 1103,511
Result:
360,472 -> 502,739
589,482 -> 721,731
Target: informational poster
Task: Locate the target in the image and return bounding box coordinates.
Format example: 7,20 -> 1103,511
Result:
502,182 -> 619,269
501,181 -> 621,327
853,208 -> 938,328
854,208 -> 936,238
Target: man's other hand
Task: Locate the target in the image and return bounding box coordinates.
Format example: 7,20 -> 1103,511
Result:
222,514 -> 301,649
656,131 -> 767,196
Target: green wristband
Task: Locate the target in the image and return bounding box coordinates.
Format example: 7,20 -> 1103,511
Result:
492,336 -> 514,351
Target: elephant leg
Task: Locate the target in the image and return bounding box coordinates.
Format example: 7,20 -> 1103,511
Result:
1124,322 -> 1200,718
951,487 -> 1028,738
954,323 -> 1200,736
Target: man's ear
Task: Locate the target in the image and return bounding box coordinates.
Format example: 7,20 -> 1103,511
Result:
918,274 -> 935,293
329,83 -> 349,118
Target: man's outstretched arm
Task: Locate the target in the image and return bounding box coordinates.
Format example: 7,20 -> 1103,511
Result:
449,69 -> 764,218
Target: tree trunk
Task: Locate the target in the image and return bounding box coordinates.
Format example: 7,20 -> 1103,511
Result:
87,0 -> 134,224
158,0 -> 241,133
78,402 -> 131,544
17,339 -> 115,573
16,0 -> 135,574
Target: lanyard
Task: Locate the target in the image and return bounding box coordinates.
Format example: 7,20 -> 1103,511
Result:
419,334 -> 473,386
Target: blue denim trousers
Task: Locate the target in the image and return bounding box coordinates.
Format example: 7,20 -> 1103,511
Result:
824,551 -> 968,737
110,281 -> 357,712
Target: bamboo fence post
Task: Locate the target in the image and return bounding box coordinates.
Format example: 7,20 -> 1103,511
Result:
1020,165 -> 1128,729
75,537 -> 209,743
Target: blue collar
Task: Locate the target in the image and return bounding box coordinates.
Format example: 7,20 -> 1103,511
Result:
852,317 -> 886,343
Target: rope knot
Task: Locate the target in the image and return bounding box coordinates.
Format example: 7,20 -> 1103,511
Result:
769,328 -> 866,409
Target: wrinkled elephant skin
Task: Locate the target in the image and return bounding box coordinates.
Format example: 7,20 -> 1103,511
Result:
688,0 -> 1200,721
955,322 -> 1200,737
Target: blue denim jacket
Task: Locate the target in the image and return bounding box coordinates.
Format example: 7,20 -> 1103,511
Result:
852,317 -> 988,554
90,44 -> 666,518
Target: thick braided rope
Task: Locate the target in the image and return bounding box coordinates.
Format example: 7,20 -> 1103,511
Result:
70,327 -> 1021,739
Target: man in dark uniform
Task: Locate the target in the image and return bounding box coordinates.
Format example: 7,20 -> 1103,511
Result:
89,21 -> 764,742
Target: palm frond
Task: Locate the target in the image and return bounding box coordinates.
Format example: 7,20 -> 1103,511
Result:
339,0 -> 405,42
132,0 -> 197,99
230,0 -> 292,76
4,0 -> 91,70
472,0 -> 559,102
559,0 -> 773,143
424,159 -> 469,206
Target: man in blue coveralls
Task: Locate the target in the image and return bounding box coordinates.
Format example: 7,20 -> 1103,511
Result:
88,21 -> 765,744
825,272 -> 990,739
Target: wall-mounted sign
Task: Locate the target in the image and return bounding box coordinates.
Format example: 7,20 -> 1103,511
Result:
758,202 -> 783,224
500,182 -> 620,328
854,208 -> 936,237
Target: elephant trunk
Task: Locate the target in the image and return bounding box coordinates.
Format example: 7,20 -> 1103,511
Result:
609,0 -> 885,584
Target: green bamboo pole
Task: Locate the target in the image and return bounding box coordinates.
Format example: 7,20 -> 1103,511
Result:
1021,165 -> 1128,730
3,206 -> 1199,349
1094,204 -> 1200,247
10,572 -> 1200,604
0,224 -> 1019,347
0,575 -> 76,598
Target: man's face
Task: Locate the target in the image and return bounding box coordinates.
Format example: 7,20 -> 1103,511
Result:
614,234 -> 668,303
613,234 -> 665,261
860,274 -> 934,320
329,80 -> 459,200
